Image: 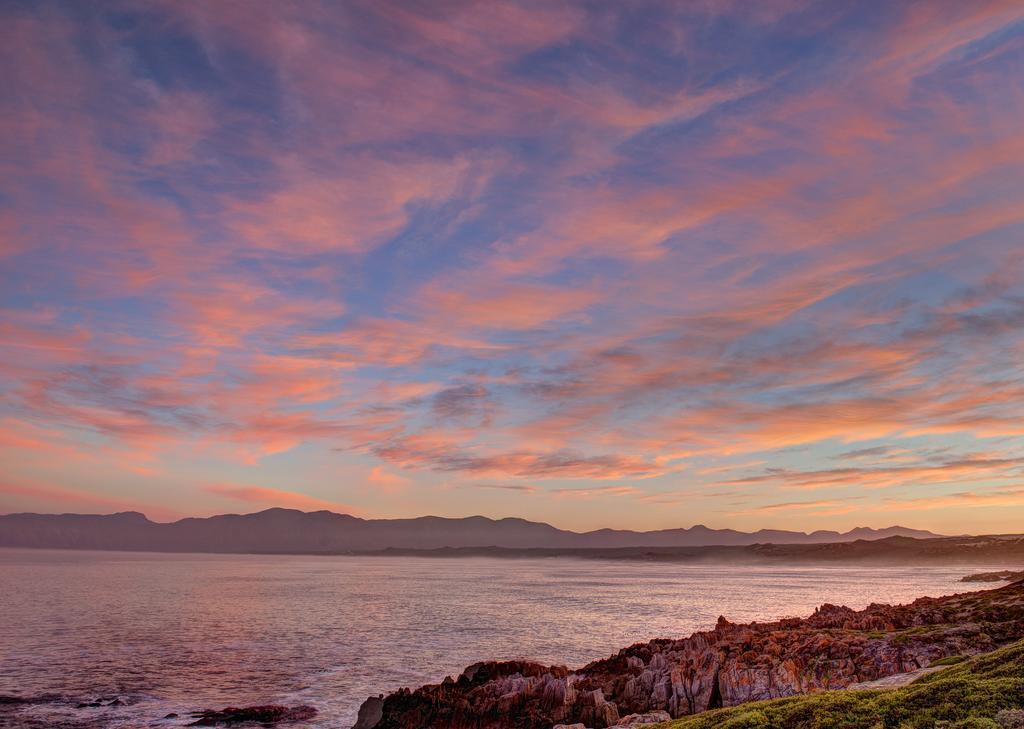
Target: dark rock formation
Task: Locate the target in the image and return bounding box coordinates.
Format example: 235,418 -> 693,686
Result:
962,569 -> 1024,582
553,710 -> 670,729
0,694 -> 120,729
355,581 -> 1024,729
188,704 -> 317,726
0,695 -> 63,705
354,696 -> 384,729
75,696 -> 122,708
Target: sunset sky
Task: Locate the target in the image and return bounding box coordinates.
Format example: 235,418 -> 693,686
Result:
2,0 -> 1024,533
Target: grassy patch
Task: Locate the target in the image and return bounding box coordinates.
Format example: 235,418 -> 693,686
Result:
931,655 -> 969,667
657,639 -> 1024,729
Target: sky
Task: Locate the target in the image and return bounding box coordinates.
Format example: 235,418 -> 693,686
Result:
1,0 -> 1024,534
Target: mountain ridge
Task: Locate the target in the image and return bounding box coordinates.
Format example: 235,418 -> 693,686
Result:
0,508 -> 944,553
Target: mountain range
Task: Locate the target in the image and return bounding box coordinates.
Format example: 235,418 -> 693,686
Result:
0,508 -> 942,554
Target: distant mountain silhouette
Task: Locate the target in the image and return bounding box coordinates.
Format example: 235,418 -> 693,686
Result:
0,508 -> 943,554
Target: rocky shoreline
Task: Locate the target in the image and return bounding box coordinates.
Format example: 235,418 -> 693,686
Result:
354,580 -> 1024,729
0,697 -> 319,728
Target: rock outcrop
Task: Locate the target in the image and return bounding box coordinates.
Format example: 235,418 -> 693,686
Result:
962,569 -> 1024,583
187,704 -> 317,725
355,580 -> 1024,728
354,696 -> 385,729
553,711 -> 669,729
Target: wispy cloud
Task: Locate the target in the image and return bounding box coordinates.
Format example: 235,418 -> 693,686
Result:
718,455 -> 1024,491
881,488 -> 1024,512
466,483 -> 540,494
0,478 -> 181,521
1,0 -> 1023,529
202,483 -> 357,515
549,485 -> 644,499
734,499 -> 860,516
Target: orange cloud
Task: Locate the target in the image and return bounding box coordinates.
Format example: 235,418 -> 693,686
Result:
719,456 -> 1024,491
879,488 -> 1024,512
202,483 -> 357,514
732,499 -> 859,516
366,466 -> 410,494
550,485 -> 643,499
418,282 -> 599,331
2,0 -> 1024,531
0,479 -> 181,521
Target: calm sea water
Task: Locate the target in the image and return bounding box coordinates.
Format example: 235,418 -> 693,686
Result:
0,549 -> 1000,728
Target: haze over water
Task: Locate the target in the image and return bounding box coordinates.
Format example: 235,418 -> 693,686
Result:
0,550 -> 999,727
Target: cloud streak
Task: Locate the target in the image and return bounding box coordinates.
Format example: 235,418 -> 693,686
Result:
202,483 -> 358,515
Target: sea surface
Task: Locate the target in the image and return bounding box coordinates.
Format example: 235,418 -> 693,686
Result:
0,549 -> 1004,727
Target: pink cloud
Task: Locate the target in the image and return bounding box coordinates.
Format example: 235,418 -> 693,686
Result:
880,488 -> 1024,512
0,479 -> 181,521
227,156 -> 478,255
2,0 -> 1023,530
366,466 -> 411,495
202,483 -> 358,515
418,282 -> 599,331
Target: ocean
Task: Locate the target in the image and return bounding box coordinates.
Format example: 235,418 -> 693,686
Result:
0,548 -> 997,727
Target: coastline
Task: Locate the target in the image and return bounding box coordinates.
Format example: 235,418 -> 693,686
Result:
355,580 -> 1024,729
1,558 -> 1020,729
1,533 -> 1023,566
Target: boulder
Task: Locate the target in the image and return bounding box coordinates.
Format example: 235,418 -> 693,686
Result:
354,696 -> 384,729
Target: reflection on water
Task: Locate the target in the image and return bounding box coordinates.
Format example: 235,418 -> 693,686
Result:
0,549 -> 995,727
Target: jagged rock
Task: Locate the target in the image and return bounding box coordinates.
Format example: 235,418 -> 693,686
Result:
354,696 -> 384,729
612,710 -> 672,726
188,705 -> 317,726
360,581 -> 1024,729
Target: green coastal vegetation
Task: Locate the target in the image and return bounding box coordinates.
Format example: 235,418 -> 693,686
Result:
657,639 -> 1024,729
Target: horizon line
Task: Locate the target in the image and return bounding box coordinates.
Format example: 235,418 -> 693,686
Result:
0,506 -> 947,536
